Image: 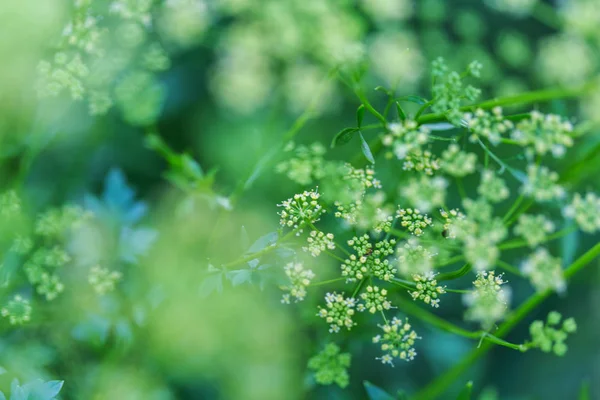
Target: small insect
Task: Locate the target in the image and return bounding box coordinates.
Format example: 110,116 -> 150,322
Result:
441,229 -> 449,238
364,247 -> 374,257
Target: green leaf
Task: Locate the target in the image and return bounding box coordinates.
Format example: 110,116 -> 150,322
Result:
374,86 -> 393,96
358,132 -> 375,164
199,272 -> 224,297
364,381 -> 395,400
398,95 -> 429,105
578,380 -> 590,400
331,127 -> 358,148
456,381 -> 473,400
357,104 -> 365,128
421,122 -> 456,131
227,269 -> 253,286
395,101 -> 407,121
247,232 -> 278,254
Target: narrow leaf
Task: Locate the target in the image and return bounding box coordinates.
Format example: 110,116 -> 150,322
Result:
398,95 -> 429,105
364,381 -> 395,400
357,104 -> 365,128
331,127 -> 358,148
359,132 -> 375,164
374,86 -> 393,96
578,380 -> 590,400
395,101 -> 407,121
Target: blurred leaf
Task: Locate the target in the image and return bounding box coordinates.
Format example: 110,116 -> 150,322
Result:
247,232 -> 278,254
398,95 -> 428,105
561,223 -> 579,265
226,269 -> 253,286
375,86 -> 393,96
395,101 -> 407,121
456,381 -> 473,400
357,104 -> 365,128
331,127 -> 358,148
578,380 -> 590,400
364,381 -> 395,400
199,271 -> 224,297
119,227 -> 158,263
8,379 -> 64,400
359,132 -> 375,164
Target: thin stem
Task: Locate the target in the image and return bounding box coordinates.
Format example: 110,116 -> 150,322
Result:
220,229 -> 298,269
436,254 -> 465,268
416,241 -> 600,400
352,277 -> 367,298
499,226 -> 577,250
324,250 -> 346,263
437,263 -> 472,281
496,260 -> 523,277
309,277 -> 346,287
502,193 -> 524,223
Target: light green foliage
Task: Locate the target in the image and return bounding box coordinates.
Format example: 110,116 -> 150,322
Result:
430,58 -> 482,125
401,175 -> 448,212
528,312 -> 577,356
308,343 -> 351,388
88,265 -> 122,295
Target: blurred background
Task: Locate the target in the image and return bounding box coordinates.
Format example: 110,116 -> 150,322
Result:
0,0 -> 599,399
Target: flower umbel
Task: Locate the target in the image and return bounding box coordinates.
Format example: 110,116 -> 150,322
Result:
317,292 -> 361,333
281,262 -> 315,304
410,272 -> 446,308
372,317 -> 420,366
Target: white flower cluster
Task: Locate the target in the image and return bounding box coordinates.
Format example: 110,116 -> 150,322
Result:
397,208 -> 433,236
440,144 -> 477,177
281,262 -> 315,304
402,149 -> 440,176
401,175 -> 448,212
373,317 -> 420,365
360,286 -> 393,314
563,193 -> 600,233
303,231 -> 336,257
463,271 -> 511,330
382,120 -> 429,160
514,214 -> 555,247
396,238 -> 436,277
521,248 -> 565,293
317,292 -> 361,333
410,272 -> 446,308
275,142 -> 326,186
478,170 -> 510,203
464,107 -> 514,146
512,111 -> 574,158
521,165 -> 565,202
440,208 -> 465,240
88,265 -> 122,295
278,190 -> 324,233
1,295 -> 32,325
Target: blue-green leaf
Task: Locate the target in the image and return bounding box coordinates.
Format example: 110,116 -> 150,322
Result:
227,269 -> 253,286
359,132 -> 375,164
331,127 -> 358,148
395,101 -> 407,121
398,95 -> 429,105
364,381 -> 395,400
456,381 -> 473,400
357,104 -> 366,128
247,232 -> 278,254
199,272 -> 224,297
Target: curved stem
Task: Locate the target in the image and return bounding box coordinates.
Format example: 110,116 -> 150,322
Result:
416,241 -> 600,400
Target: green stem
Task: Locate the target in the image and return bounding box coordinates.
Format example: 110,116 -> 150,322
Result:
416,241 -> 600,400
309,277 -> 346,287
496,260 -> 523,277
220,229 -> 298,269
499,226 -> 577,250
437,263 -> 472,281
